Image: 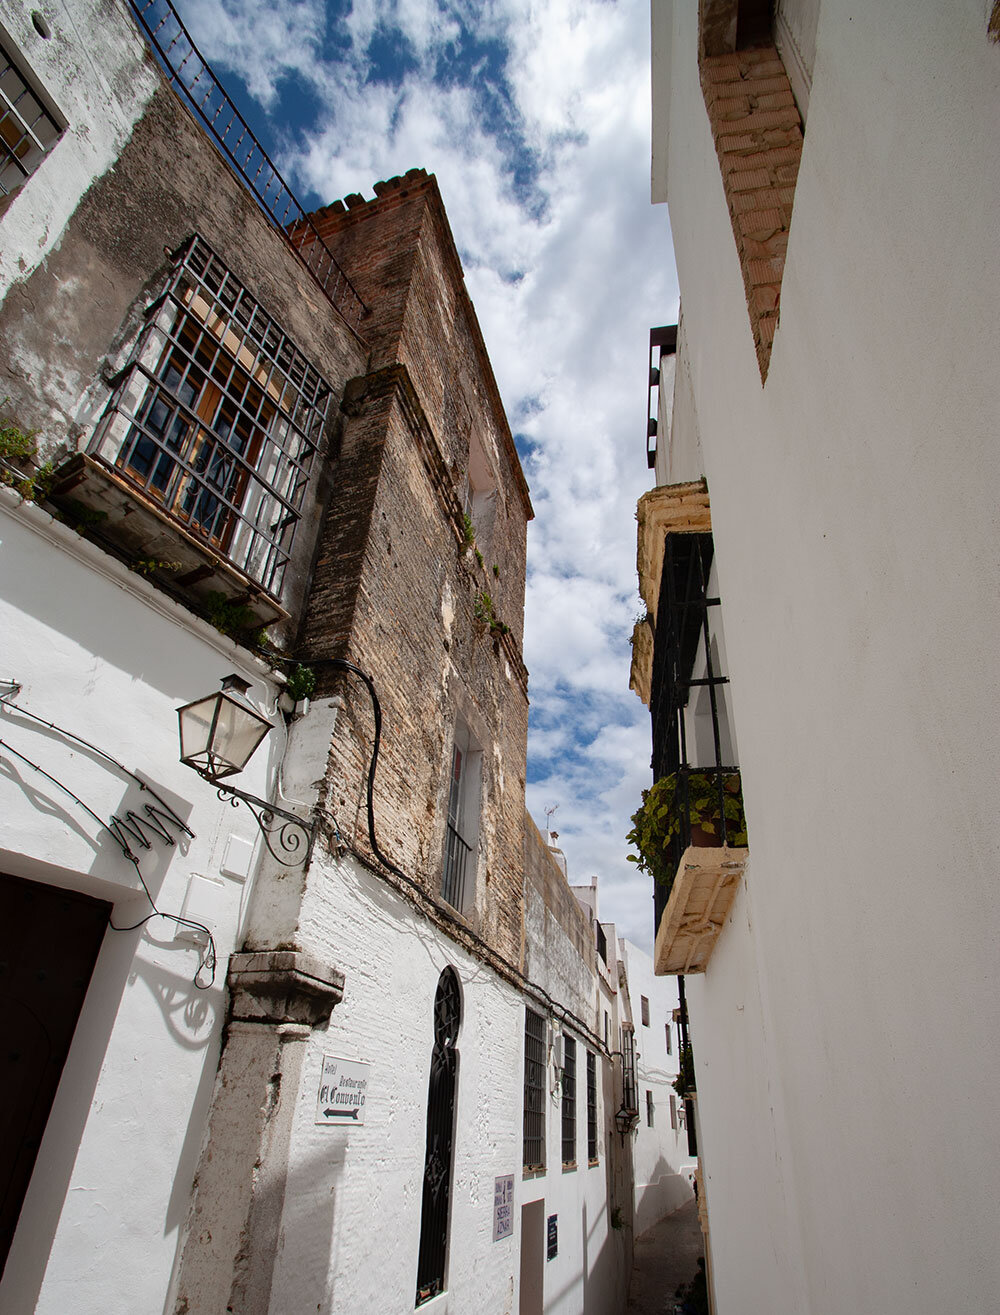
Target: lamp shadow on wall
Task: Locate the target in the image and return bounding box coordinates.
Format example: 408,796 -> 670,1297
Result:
268,1137 -> 346,1313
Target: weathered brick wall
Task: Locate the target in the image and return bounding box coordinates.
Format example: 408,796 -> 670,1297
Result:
301,175 -> 531,968
0,80 -> 368,630
700,46 -> 803,380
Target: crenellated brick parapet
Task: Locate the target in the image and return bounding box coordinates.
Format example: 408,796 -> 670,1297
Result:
700,46 -> 803,381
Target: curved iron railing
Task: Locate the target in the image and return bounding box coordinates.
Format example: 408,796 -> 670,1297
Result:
128,0 -> 368,331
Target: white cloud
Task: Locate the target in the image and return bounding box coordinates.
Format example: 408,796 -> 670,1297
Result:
178,0 -> 679,954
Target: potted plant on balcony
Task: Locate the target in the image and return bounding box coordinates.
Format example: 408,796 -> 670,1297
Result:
626,770 -> 747,895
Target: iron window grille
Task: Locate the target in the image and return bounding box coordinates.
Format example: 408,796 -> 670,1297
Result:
523,1009 -> 546,1171
621,1028 -> 638,1115
90,235 -> 331,602
416,967 -> 461,1306
561,1035 -> 577,1167
641,994 -> 650,1027
586,1051 -> 598,1162
646,1089 -> 654,1128
650,530 -> 744,937
665,1022 -> 673,1055
0,36 -> 63,200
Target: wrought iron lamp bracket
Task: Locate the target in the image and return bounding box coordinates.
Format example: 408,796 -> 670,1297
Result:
204,773 -> 315,867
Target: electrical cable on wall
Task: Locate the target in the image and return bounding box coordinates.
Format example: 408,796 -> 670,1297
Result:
0,682 -> 217,987
258,651 -> 612,1057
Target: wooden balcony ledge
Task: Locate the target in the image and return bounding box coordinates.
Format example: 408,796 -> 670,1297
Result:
653,844 -> 749,975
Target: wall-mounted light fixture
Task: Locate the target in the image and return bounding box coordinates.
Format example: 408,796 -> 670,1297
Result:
615,1106 -> 639,1138
177,675 -> 313,866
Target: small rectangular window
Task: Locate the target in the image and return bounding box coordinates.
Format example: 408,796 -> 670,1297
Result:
665,1022 -> 672,1055
646,1089 -> 654,1128
670,1093 -> 678,1131
641,995 -> 650,1027
441,719 -> 481,911
523,1009 -> 546,1171
561,1036 -> 576,1167
586,1052 -> 597,1162
0,35 -> 64,202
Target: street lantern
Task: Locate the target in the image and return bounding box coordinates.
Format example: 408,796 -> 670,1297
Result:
177,674 -> 273,781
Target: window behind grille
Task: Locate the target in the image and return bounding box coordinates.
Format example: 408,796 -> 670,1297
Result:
561,1036 -> 576,1167
90,235 -> 331,601
522,1009 -> 546,1171
0,36 -> 63,202
641,995 -> 650,1026
586,1052 -> 597,1162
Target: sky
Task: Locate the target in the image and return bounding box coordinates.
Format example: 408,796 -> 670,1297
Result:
174,0 -> 680,953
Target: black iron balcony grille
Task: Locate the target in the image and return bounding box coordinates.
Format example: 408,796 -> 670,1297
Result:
127,0 -> 367,331
441,822 -> 471,911
649,530 -> 746,936
622,1028 -> 638,1115
89,234 -> 331,601
561,1035 -> 577,1166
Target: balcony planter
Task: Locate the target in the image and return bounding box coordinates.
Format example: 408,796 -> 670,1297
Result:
628,771 -> 750,976
626,770 -> 747,896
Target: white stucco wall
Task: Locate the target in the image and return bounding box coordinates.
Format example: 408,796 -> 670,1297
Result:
653,2 -> 1000,1312
263,850 -> 625,1315
0,491 -> 284,1314
619,940 -> 693,1236
0,0 -> 157,298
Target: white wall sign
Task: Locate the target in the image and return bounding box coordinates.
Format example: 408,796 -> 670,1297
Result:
315,1055 -> 369,1126
492,1174 -> 514,1241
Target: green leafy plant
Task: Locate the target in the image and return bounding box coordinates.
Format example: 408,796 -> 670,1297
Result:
285,664 -> 316,702
462,512 -> 475,545
202,591 -> 260,639
0,414 -> 55,504
474,547 -> 484,567
59,499 -> 108,531
626,772 -> 747,892
492,563 -> 500,578
672,1041 -> 696,1099
130,557 -> 182,576
473,589 -> 496,624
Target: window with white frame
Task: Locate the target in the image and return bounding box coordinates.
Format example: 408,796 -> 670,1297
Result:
441,718 -> 482,911
90,235 -> 332,601
0,33 -> 64,205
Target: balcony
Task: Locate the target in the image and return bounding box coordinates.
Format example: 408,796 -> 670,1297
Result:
654,836 -> 749,975
50,234 -> 334,631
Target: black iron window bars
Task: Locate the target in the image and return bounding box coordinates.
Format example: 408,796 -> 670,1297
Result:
523,1008 -> 546,1171
561,1035 -> 577,1167
127,0 -> 366,330
0,36 -> 62,199
650,531 -> 745,935
90,234 -> 332,601
586,1051 -> 598,1162
621,1028 -> 639,1116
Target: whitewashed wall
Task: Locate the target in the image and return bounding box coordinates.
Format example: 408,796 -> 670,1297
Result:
0,0 -> 157,298
652,1 -> 1000,1312
0,491 -> 282,1314
620,940 -> 693,1236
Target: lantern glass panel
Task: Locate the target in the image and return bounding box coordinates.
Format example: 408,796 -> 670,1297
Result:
178,690 -> 272,778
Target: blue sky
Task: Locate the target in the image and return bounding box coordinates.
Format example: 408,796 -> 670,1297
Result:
176,0 -> 680,951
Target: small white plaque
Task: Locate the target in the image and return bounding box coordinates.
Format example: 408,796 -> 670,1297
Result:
493,1174 -> 514,1241
315,1055 -> 370,1126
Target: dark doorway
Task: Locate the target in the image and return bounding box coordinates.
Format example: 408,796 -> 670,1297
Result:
1,873 -> 110,1278
519,1199 -> 544,1315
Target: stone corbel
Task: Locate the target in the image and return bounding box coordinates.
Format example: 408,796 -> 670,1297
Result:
227,949 -> 345,1028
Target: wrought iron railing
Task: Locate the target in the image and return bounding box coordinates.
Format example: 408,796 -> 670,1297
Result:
128,0 -> 367,331
621,1028 -> 638,1115
441,823 -> 471,910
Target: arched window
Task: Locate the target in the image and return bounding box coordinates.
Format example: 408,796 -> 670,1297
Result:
415,967 -> 462,1305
